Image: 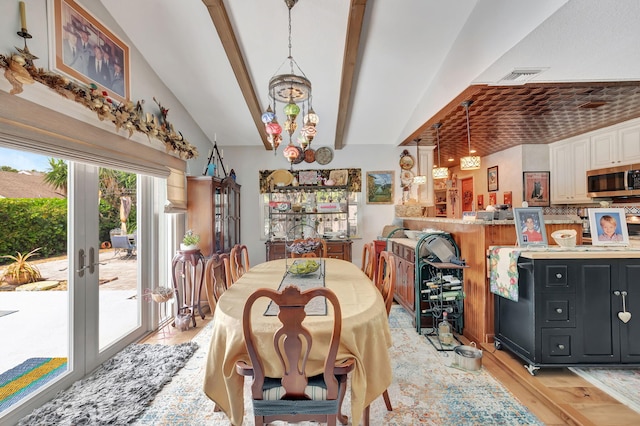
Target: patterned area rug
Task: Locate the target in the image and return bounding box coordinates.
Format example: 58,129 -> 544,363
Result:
135,305 -> 542,425
18,342 -> 197,426
0,358 -> 67,412
569,367 -> 640,414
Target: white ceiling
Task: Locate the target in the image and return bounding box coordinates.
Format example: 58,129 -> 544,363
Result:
99,0 -> 640,154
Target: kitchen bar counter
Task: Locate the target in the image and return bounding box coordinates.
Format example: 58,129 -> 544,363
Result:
400,216 -> 583,344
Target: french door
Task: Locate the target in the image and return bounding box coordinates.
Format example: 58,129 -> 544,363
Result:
0,150 -> 150,424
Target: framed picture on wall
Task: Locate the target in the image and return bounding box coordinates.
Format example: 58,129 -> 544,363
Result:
514,207 -> 548,247
523,171 -> 550,207
366,171 -> 394,204
488,166 -> 499,192
588,208 -> 629,246
51,0 -> 131,101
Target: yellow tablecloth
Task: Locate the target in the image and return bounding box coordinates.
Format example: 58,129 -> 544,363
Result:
203,258 -> 393,426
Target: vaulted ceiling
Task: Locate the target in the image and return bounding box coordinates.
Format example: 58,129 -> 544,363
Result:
100,0 -> 640,167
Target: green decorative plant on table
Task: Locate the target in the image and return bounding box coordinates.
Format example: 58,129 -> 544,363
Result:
180,230 -> 200,251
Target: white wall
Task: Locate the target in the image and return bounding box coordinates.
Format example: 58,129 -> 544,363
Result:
188,144 -> 406,267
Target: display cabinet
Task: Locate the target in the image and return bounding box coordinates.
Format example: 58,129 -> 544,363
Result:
434,188 -> 448,217
265,185 -> 352,261
187,176 -> 241,257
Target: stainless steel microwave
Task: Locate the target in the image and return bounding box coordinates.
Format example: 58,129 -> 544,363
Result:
587,164 -> 640,197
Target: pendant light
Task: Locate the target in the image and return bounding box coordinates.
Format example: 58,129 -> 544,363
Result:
432,122 -> 449,179
413,138 -> 427,185
460,100 -> 481,170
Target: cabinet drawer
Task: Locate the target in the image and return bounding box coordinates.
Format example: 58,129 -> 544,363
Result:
404,246 -> 415,261
543,264 -> 573,290
541,329 -> 577,363
541,297 -> 576,327
326,244 -> 344,254
391,242 -> 403,257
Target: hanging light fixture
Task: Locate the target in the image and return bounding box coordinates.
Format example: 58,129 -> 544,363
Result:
432,122 -> 449,179
413,138 -> 428,185
261,0 -> 318,159
460,100 -> 481,170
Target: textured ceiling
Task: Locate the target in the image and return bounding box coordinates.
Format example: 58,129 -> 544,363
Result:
410,82 -> 640,167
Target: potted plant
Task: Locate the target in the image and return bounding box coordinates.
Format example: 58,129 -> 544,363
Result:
180,230 -> 200,251
1,247 -> 43,286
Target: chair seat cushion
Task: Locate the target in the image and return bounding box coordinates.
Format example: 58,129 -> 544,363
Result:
262,374 -> 328,400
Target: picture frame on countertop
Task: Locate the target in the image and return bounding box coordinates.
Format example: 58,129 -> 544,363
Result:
366,171 -> 394,204
489,192 -> 497,206
488,166 -> 499,192
523,171 -> 550,207
588,208 -> 629,246
514,207 -> 548,247
51,0 -> 131,102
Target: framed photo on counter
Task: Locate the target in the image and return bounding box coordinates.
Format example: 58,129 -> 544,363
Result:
514,207 -> 548,247
589,208 -> 629,246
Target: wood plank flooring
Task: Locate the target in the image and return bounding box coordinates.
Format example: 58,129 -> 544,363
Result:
141,316 -> 639,425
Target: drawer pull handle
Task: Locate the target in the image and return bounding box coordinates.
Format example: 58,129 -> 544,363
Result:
558,344 -> 565,350
556,273 -> 563,279
555,308 -> 563,314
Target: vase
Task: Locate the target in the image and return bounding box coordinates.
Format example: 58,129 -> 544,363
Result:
180,243 -> 199,251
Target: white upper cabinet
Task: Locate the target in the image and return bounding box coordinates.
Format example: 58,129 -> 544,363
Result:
590,120 -> 640,169
550,137 -> 591,204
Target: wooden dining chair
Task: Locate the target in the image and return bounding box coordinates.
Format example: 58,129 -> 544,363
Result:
290,238 -> 328,258
203,253 -> 231,312
363,250 -> 395,423
361,241 -> 376,280
229,244 -> 250,283
236,285 -> 355,426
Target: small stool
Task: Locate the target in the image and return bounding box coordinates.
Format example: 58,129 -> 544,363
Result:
171,249 -> 206,328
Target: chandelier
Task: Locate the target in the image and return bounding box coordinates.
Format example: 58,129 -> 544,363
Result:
460,100 -> 481,170
432,122 -> 449,179
261,0 -> 319,161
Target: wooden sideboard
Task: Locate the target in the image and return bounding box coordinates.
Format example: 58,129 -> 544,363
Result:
402,217 -> 583,344
265,240 -> 352,262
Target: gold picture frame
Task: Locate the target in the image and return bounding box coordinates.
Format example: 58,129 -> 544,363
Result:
52,0 -> 131,102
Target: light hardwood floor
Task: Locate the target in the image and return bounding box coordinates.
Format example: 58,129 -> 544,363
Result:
141,313 -> 639,426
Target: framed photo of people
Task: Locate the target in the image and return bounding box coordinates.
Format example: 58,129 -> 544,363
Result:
514,207 -> 548,247
51,0 -> 130,101
487,166 -> 498,192
523,171 -> 550,207
588,208 -> 629,246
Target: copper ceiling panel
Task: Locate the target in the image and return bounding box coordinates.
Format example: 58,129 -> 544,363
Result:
406,82 -> 640,167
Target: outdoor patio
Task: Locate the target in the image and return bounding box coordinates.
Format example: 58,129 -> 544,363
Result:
0,250 -> 141,373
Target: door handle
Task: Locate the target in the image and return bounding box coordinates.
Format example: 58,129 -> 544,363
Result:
88,247 -> 106,274
76,249 -> 87,276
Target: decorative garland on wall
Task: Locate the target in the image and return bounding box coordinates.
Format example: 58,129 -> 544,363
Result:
0,53 -> 198,160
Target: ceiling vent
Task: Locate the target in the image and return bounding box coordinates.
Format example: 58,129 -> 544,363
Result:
495,68 -> 547,85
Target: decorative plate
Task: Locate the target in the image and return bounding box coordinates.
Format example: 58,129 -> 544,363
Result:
293,146 -> 304,164
400,170 -> 414,186
399,152 -> 415,170
304,148 -> 316,163
315,146 -> 334,165
268,169 -> 294,186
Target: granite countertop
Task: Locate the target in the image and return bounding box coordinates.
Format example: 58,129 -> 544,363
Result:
398,215 -> 582,225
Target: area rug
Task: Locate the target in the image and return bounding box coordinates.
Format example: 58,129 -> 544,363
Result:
569,366 -> 640,414
0,358 -> 67,412
18,342 -> 198,426
134,305 -> 543,425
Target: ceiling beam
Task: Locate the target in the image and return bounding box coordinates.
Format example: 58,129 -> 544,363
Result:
334,0 -> 368,150
202,0 -> 271,150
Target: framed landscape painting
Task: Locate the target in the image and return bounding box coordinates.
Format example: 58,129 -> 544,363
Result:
52,0 -> 131,101
523,171 -> 550,207
366,171 -> 394,204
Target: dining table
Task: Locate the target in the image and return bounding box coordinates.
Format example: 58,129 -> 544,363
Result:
203,258 -> 393,426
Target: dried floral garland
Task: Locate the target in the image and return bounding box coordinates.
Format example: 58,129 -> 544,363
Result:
0,53 -> 198,160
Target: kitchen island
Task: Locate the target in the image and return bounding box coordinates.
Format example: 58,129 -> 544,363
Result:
399,216 -> 583,344
494,248 -> 640,374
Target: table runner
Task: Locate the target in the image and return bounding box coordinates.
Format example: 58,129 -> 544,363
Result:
264,259 -> 327,316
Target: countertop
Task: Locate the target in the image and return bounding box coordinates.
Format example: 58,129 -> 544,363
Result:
397,215 -> 582,225
516,246 -> 640,259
